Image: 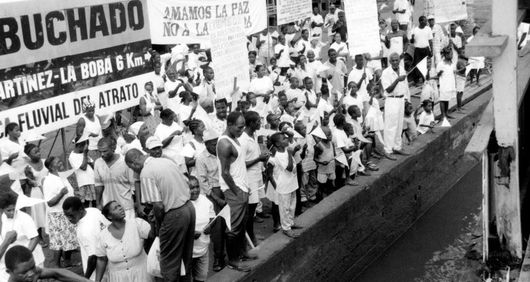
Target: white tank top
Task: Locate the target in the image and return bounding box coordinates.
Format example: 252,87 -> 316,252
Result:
217,135 -> 249,192
82,116 -> 102,151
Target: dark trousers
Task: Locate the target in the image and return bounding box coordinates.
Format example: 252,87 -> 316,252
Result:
160,201 -> 196,282
412,47 -> 430,83
223,189 -> 249,262
295,163 -> 303,215
207,188 -> 227,261
246,203 -> 257,243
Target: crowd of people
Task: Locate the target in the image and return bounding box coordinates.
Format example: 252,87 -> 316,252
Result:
0,1 -> 489,281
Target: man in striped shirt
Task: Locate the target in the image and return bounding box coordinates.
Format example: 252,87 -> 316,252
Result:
125,149 -> 194,282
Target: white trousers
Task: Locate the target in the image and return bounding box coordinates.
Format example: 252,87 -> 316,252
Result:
278,191 -> 297,231
383,97 -> 405,154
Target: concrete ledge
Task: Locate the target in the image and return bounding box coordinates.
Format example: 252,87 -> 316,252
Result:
210,88 -> 492,282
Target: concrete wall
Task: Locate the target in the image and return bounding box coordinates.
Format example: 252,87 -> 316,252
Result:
211,90 -> 492,282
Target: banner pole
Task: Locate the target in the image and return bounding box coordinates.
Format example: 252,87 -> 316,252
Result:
60,128 -> 68,167
46,130 -> 61,159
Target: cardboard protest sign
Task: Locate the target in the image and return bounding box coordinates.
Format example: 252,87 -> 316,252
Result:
147,0 -> 267,44
277,0 -> 312,26
0,0 -> 153,138
209,16 -> 250,102
344,0 -> 381,56
433,0 -> 468,23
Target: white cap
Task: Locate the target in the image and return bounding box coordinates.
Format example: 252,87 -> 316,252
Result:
203,130 -> 220,142
145,136 -> 163,150
128,122 -> 144,136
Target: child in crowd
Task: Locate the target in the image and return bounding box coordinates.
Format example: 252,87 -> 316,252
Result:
417,100 -> 436,134
313,126 -> 336,201
69,136 -> 96,208
437,47 -> 456,119
268,132 -> 301,238
402,101 -> 418,145
189,176 -> 215,282
455,51 -> 467,112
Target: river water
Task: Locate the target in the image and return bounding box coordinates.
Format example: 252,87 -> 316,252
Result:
357,165 -> 484,281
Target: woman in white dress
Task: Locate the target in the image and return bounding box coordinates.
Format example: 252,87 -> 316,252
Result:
95,201 -> 153,282
21,144 -> 48,247
0,192 -> 45,282
249,64 -> 275,111
436,48 -> 457,119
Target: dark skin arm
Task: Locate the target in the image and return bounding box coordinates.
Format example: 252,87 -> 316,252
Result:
95,256 -> 108,282
95,185 -> 104,209
76,117 -> 85,139
47,187 -> 68,207
218,139 -> 241,195
267,163 -> 277,190
84,255 -> 97,279
286,150 -> 294,172
152,202 -> 165,231
38,267 -> 92,282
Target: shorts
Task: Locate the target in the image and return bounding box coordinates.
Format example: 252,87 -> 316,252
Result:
317,172 -> 336,184
192,253 -> 209,281
76,184 -> 96,202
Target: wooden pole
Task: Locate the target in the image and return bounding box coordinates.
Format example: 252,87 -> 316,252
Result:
46,130 -> 61,159
491,0 -> 522,258
60,128 -> 68,168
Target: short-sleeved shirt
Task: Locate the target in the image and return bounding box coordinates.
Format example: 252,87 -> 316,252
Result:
140,157 -> 190,212
43,173 -> 74,213
196,151 -> 219,195
268,151 -> 298,194
76,208 -> 109,278
381,66 -> 411,99
417,111 -> 435,134
68,152 -> 95,187
412,26 -> 433,48
191,194 -> 215,258
94,155 -> 136,211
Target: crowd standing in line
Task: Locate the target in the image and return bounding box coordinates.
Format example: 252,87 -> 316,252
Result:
0,1 -> 491,281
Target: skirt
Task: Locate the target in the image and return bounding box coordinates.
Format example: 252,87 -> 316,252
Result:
47,212 -> 79,251
30,187 -> 47,229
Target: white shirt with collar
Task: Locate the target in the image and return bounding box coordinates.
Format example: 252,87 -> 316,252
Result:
381,65 -> 410,100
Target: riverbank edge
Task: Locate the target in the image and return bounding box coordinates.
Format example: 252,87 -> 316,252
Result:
210,84 -> 492,282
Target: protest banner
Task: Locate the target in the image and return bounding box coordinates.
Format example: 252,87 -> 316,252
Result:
0,0 -> 153,138
147,0 -> 267,44
276,0 -> 312,26
344,0 -> 381,56
209,16 -> 250,102
433,0 -> 468,23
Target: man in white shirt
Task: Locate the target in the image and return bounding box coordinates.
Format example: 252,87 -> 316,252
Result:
393,0 -> 412,31
322,49 -> 348,106
381,53 -> 410,155
209,99 -> 228,136
63,197 -> 109,280
153,109 -> 187,174
411,16 -> 433,84
310,7 -> 324,40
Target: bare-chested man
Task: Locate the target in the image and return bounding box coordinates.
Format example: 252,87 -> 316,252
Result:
216,111 -> 256,272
